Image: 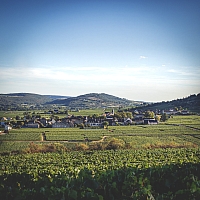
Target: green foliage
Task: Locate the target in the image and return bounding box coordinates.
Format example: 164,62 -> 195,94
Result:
155,115 -> 161,122
0,115 -> 200,199
134,93 -> 200,113
74,143 -> 89,151
144,111 -> 155,118
105,138 -> 125,150
21,142 -> 68,153
160,113 -> 169,122
15,115 -> 20,120
0,132 -> 42,141
78,123 -> 85,129
0,150 -> 200,199
114,111 -> 133,119
1,115 -> 200,154
102,121 -> 109,128
50,93 -> 137,109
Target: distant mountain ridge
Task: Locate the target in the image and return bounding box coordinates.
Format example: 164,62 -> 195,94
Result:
134,93 -> 200,113
48,93 -> 141,108
0,92 -> 141,109
0,93 -> 70,106
0,92 -> 199,112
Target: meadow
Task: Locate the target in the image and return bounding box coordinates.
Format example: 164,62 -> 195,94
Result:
0,108 -> 110,119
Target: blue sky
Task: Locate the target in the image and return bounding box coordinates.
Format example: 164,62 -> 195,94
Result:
0,0 -> 200,102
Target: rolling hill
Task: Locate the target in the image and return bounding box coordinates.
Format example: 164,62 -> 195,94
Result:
47,93 -> 142,108
0,93 -> 70,109
0,93 -> 142,110
0,92 -> 199,112
133,93 -> 200,113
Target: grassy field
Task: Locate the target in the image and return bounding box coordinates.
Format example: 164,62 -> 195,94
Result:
0,108 -> 112,119
166,115 -> 200,125
0,115 -> 200,153
0,111 -> 25,118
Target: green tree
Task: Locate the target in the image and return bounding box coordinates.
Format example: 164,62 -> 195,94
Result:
121,112 -> 127,118
126,112 -> 133,119
102,121 -> 109,129
92,114 -> 99,119
155,115 -> 161,122
160,113 -> 168,122
114,112 -> 122,119
144,111 -> 154,118
18,121 -> 24,127
15,115 -> 20,120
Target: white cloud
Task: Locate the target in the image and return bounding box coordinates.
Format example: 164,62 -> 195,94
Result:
1,65 -> 199,101
168,69 -> 177,73
139,56 -> 148,59
0,65 -> 193,84
28,66 -> 156,82
167,68 -> 198,76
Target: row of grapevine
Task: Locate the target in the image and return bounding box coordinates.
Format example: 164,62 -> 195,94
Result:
0,148 -> 200,199
45,135 -> 101,141
0,133 -> 42,141
0,142 -> 30,153
1,148 -> 199,175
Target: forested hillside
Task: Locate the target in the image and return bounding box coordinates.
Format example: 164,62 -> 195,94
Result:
48,93 -> 141,108
1,92 -> 199,112
135,93 -> 200,112
0,93 -> 70,110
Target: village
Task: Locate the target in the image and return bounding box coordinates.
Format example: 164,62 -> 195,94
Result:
0,108 -> 190,132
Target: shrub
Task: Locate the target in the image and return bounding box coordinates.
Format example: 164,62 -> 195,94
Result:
74,143 -> 89,151
105,138 -> 125,150
89,142 -> 104,150
21,142 -> 68,153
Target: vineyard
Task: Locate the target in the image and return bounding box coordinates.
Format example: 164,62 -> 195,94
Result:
0,115 -> 200,199
0,148 -> 200,199
0,116 -> 200,153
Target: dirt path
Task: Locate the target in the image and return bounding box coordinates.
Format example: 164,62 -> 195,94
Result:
91,136 -> 108,143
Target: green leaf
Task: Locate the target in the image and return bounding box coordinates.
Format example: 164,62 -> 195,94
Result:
190,182 -> 197,193
98,195 -> 104,200
69,189 -> 77,200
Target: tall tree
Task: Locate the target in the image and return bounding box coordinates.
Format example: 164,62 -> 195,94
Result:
15,115 -> 20,120
144,111 -> 154,118
160,113 -> 168,122
126,112 -> 133,119
155,115 -> 161,122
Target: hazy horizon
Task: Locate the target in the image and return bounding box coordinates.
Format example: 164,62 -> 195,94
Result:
0,91 -> 199,103
1,0 -> 200,102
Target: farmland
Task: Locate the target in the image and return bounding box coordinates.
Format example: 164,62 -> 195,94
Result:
0,149 -> 200,199
1,115 -> 200,152
0,108 -> 111,120
0,115 -> 200,199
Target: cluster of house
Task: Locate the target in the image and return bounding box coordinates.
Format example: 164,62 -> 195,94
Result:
162,109 -> 189,115
134,114 -> 158,125
0,108 -> 190,130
